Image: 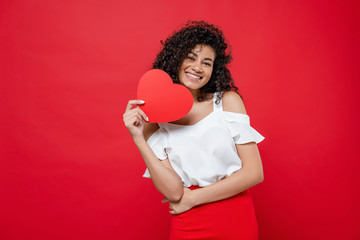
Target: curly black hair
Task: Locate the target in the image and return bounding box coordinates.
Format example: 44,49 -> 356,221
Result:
152,20 -> 239,103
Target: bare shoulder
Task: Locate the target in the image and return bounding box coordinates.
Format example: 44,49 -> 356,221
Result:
143,122 -> 159,141
222,91 -> 247,114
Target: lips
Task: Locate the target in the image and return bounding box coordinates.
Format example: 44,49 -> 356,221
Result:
185,72 -> 202,82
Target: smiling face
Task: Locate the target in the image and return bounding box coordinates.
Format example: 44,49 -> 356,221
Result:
178,44 -> 216,92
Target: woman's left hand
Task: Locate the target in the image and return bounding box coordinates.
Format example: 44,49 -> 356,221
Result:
162,187 -> 196,215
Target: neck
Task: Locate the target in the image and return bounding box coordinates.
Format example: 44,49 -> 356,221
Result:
188,88 -> 201,102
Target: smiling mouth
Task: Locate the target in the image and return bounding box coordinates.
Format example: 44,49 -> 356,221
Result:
185,72 -> 202,82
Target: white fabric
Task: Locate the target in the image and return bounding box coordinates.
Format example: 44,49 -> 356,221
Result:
143,93 -> 264,187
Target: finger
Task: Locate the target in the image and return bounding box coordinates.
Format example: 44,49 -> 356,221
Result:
123,110 -> 136,122
123,109 -> 142,120
133,115 -> 142,126
126,108 -> 148,122
135,107 -> 149,122
125,115 -> 141,127
169,210 -> 177,215
124,112 -> 142,125
162,198 -> 169,203
126,100 -> 145,111
135,117 -> 144,127
124,106 -> 149,123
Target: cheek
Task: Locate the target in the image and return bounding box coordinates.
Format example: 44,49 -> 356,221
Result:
207,68 -> 214,79
179,62 -> 189,75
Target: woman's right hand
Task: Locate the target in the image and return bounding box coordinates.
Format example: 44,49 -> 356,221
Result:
123,100 -> 149,140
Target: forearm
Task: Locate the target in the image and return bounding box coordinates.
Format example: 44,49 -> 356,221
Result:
192,167 -> 263,206
134,136 -> 183,201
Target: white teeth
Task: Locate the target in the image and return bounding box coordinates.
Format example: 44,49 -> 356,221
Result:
187,73 -> 200,79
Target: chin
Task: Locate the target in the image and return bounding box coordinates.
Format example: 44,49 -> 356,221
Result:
183,82 -> 202,90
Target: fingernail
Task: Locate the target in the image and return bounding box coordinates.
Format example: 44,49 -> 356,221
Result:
146,116 -> 149,121
139,100 -> 145,104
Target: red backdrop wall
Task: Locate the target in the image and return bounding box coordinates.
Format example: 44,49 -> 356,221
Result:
1,0 -> 359,239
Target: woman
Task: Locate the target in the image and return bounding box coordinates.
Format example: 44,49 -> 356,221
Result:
123,20 -> 264,240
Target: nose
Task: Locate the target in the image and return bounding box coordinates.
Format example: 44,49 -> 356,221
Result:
192,62 -> 202,72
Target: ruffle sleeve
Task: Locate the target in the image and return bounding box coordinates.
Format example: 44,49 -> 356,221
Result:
223,111 -> 265,144
143,128 -> 171,178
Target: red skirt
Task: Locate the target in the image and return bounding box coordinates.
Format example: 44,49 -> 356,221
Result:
169,186 -> 258,240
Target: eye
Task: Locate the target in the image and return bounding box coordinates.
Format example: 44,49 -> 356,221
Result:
203,62 -> 212,67
186,56 -> 195,61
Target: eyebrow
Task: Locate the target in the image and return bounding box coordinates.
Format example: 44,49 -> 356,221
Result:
189,52 -> 214,62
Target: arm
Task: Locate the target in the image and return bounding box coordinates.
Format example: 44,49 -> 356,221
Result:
191,91 -> 263,205
165,92 -> 263,214
123,100 -> 183,202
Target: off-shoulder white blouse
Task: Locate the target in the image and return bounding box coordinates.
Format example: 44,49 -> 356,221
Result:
143,93 -> 264,187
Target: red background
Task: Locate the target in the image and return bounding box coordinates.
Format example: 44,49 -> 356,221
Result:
1,1 -> 359,239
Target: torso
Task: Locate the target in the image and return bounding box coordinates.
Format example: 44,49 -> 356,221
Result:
155,92 -> 243,187
143,91 -> 264,187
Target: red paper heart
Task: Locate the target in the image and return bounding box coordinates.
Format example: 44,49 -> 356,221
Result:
137,69 -> 193,123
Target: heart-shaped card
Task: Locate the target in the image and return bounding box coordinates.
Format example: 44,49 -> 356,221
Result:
137,69 -> 193,123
